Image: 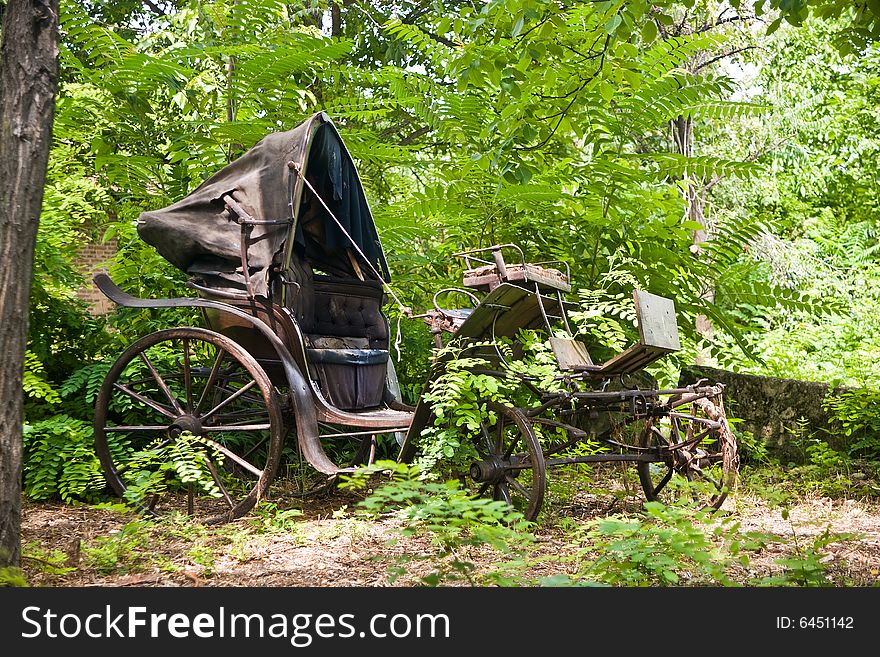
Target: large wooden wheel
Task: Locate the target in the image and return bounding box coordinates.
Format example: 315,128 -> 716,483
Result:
465,402 -> 546,522
637,395 -> 738,511
94,327 -> 285,524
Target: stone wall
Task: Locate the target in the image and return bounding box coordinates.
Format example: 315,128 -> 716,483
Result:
74,238 -> 117,315
679,365 -> 848,462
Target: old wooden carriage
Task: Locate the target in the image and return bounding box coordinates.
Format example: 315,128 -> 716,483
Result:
93,112 -> 738,524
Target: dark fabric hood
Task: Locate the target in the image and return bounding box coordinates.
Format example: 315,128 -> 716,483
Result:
136,112 -> 389,298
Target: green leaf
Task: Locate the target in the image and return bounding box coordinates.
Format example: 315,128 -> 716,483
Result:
641,20 -> 657,43
512,15 -> 525,38
605,14 -> 622,34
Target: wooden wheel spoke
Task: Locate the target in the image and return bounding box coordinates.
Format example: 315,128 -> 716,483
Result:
495,419 -> 507,454
652,467 -> 674,496
182,338 -> 194,412
194,349 -> 227,415
505,474 -> 531,498
671,416 -> 682,443
650,425 -> 670,446
200,437 -> 263,478
503,428 -> 521,459
205,459 -> 235,509
479,422 -> 495,455
112,382 -> 176,419
201,380 -> 258,422
139,351 -> 184,415
692,465 -> 721,490
202,423 -> 271,432
209,408 -> 269,422
496,482 -> 513,506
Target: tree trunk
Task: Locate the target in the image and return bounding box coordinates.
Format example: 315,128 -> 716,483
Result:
672,112 -> 714,364
0,0 -> 59,569
225,0 -> 241,160
331,2 -> 341,37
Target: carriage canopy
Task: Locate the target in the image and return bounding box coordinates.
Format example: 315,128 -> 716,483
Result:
136,112 -> 390,298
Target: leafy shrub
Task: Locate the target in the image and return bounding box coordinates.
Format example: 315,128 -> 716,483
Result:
0,567 -> 29,587
563,502 -> 742,586
120,432 -> 223,508
22,415 -> 106,503
416,331 -> 570,474
823,388 -> 880,460
732,426 -> 772,466
22,351 -> 62,407
341,461 -> 534,586
82,521 -> 151,575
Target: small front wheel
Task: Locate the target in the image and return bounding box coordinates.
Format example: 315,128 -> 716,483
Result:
466,402 -> 546,522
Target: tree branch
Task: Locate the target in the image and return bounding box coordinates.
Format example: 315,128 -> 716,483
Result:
515,37 -> 610,151
694,45 -> 760,71
700,136 -> 790,195
143,0 -> 168,16
414,23 -> 457,48
697,14 -> 755,33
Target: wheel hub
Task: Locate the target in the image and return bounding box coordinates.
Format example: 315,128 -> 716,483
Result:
470,457 -> 505,483
168,414 -> 204,437
469,456 -> 522,484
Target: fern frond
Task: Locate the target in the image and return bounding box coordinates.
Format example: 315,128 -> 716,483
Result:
633,152 -> 760,182
382,18 -> 455,67
640,33 -> 729,77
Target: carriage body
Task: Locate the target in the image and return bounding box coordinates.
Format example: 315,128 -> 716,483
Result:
93,114 -> 737,525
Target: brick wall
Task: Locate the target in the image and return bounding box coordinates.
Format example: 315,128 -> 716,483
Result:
74,238 -> 118,315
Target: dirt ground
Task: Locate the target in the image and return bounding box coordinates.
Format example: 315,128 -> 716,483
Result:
18,474 -> 880,588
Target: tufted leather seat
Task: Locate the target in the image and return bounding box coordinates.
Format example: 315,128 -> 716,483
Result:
310,276 -> 388,348
284,264 -> 390,410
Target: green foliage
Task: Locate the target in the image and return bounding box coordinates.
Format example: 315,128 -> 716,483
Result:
250,502 -> 305,535
759,514 -> 858,587
22,543 -> 78,577
341,461 -> 534,586
22,416 -> 106,504
416,340 -> 514,472
734,428 -> 771,466
120,431 -> 223,509
543,498 -> 855,588
569,502 -> 741,586
823,389 -> 880,460
0,567 -> 29,587
739,446 -> 880,501
82,521 -> 152,575
760,0 -> 880,53
186,545 -> 216,576
23,351 -> 62,407
416,330 -> 573,473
